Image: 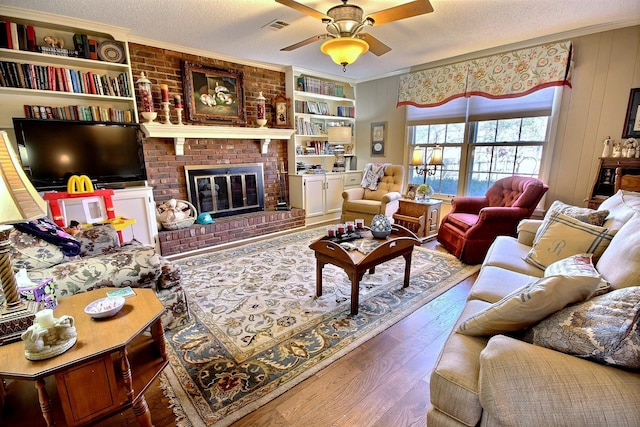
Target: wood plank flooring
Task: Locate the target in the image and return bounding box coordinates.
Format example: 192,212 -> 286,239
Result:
1,239 -> 476,427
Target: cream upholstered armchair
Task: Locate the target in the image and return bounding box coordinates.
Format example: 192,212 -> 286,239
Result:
341,164 -> 404,226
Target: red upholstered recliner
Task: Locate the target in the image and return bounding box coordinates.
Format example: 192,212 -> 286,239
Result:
437,176 -> 549,264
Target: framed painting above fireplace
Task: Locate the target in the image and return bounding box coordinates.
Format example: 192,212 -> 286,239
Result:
182,61 -> 246,124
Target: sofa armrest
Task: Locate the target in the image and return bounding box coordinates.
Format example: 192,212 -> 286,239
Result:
381,191 -> 402,203
75,224 -> 120,257
516,219 -> 543,246
451,196 -> 489,214
342,187 -> 365,201
479,335 -> 640,427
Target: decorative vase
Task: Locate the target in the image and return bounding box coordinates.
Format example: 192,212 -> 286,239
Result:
141,111 -> 157,123
416,183 -> 433,201
136,72 -> 155,121
370,214 -> 391,239
256,91 -> 267,128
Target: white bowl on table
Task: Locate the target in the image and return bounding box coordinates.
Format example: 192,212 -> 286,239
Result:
84,296 -> 126,319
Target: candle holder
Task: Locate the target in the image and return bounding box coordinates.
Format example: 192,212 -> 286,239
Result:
161,102 -> 172,125
22,309 -> 77,361
176,108 -> 184,125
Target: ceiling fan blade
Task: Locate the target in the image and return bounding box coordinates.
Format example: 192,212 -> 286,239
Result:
281,34 -> 329,51
366,0 -> 434,26
361,34 -> 391,56
275,0 -> 329,20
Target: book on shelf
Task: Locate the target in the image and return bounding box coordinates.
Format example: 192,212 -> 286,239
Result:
297,75 -> 346,97
26,25 -> 36,51
87,38 -> 98,60
73,33 -> 87,59
0,60 -> 131,97
37,45 -> 79,57
9,22 -> 18,51
0,21 -> 12,49
23,103 -> 135,123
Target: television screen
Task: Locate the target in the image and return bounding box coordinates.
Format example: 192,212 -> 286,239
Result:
12,119 -> 147,191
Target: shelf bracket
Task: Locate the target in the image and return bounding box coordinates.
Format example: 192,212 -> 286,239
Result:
175,137 -> 186,156
260,138 -> 271,154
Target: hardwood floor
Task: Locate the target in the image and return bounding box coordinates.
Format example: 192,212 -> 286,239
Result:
1,239 -> 476,427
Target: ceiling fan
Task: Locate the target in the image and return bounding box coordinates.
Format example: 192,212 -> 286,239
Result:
276,0 -> 434,70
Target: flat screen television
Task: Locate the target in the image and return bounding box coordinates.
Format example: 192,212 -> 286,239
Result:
12,119 -> 147,192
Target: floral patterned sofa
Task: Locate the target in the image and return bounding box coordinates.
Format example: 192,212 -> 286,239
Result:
7,220 -> 189,330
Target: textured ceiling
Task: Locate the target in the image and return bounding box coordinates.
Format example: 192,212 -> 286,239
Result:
3,0 -> 640,81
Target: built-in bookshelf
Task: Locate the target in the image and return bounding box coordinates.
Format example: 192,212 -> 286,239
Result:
0,5 -> 137,129
286,67 -> 357,175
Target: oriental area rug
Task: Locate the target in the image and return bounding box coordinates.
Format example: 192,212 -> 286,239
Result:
159,227 -> 479,427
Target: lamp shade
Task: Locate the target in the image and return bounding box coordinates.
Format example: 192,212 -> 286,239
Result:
410,147 -> 425,166
321,37 -> 369,67
328,126 -> 352,143
0,131 -> 47,224
428,145 -> 444,166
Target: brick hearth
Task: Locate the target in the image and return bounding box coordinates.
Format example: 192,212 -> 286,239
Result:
158,208 -> 305,256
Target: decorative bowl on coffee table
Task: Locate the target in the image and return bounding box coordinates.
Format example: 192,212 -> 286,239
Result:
370,214 -> 392,239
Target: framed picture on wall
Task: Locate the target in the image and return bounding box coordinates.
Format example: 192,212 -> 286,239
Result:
182,60 -> 246,124
371,121 -> 386,156
622,88 -> 640,138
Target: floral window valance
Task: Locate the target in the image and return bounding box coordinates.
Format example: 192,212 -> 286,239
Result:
397,41 -> 572,108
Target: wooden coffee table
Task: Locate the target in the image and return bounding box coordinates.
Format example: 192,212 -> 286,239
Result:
309,225 -> 421,315
0,288 -> 167,427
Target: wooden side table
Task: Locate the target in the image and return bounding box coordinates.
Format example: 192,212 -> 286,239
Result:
393,198 -> 442,240
0,288 -> 167,427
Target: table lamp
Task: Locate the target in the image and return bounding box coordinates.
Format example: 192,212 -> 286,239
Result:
0,130 -> 48,344
329,126 -> 351,172
410,145 -> 443,184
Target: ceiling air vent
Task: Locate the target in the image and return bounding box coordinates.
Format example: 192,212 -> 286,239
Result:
263,19 -> 290,30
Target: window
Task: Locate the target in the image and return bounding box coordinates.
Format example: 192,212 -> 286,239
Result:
407,87 -> 559,196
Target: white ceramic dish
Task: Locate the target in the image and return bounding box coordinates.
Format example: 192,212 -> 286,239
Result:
84,296 -> 125,319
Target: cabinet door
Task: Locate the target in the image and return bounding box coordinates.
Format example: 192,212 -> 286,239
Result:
325,174 -> 344,214
304,176 -> 326,217
112,187 -> 158,248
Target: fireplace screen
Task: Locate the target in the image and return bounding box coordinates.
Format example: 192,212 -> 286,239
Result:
186,164 -> 264,218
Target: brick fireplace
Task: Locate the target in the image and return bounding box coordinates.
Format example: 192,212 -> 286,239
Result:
129,43 -> 305,256
142,134 -> 303,257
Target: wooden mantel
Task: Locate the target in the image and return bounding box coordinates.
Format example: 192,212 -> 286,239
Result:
140,123 -> 295,155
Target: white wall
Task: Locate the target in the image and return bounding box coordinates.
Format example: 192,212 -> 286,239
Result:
356,25 -> 640,209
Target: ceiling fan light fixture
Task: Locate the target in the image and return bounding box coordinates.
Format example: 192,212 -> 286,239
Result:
321,37 -> 369,71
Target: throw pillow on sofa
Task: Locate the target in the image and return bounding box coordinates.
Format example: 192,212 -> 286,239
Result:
596,213 -> 640,290
9,228 -> 65,270
544,200 -> 610,227
524,286 -> 640,370
545,253 -> 610,295
524,212 -> 616,269
598,189 -> 640,230
457,273 -> 601,336
533,200 -> 609,241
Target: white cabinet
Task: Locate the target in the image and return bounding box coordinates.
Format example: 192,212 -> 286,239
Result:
289,173 -> 344,225
285,67 -> 357,175
0,6 -> 137,130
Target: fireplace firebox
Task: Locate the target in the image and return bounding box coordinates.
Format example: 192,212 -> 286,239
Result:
185,164 -> 264,218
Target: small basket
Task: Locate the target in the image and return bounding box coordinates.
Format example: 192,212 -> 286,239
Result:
157,199 -> 197,230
